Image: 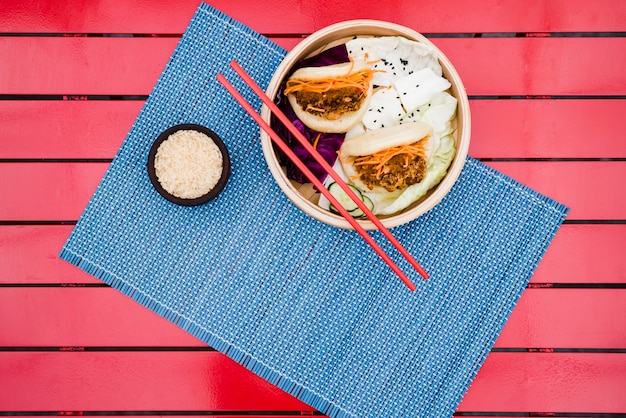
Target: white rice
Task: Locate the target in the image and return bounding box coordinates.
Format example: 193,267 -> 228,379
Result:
154,129 -> 223,199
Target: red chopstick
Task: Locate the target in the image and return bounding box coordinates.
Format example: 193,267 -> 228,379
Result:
217,64 -> 427,290
228,61 -> 429,281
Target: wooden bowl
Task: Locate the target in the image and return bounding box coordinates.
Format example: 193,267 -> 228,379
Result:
260,20 -> 471,229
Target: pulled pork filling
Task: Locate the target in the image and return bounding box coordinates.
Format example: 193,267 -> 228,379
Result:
293,87 -> 367,121
354,154 -> 427,192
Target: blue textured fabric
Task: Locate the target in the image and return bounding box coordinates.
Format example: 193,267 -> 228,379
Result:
60,4 -> 569,418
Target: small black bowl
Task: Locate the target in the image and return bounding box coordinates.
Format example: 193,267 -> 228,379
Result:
147,124 -> 230,206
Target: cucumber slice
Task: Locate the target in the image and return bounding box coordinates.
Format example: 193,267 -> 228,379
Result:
328,182 -> 362,212
327,182 -> 374,218
349,195 -> 374,219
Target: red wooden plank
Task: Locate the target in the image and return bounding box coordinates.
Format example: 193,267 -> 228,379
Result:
533,224 -> 626,284
0,352 -> 622,413
0,288 -> 202,347
4,99 -> 625,159
1,0 -> 625,33
0,226 -> 99,284
468,99 -> 626,159
0,417 -> 598,418
0,37 -> 176,95
1,287 -> 623,348
431,37 -> 626,96
0,352 -> 313,412
496,289 -> 626,348
0,101 -> 141,159
0,163 -> 107,221
1,37 -> 625,96
1,162 -> 623,221
2,224 -> 624,285
458,353 -> 626,413
4,417 -> 601,418
484,161 -> 626,220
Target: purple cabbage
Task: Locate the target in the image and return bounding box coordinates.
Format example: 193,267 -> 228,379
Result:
271,44 -> 350,184
291,43 -> 350,71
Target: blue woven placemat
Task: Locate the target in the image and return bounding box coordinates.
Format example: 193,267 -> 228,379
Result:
60,4 -> 569,417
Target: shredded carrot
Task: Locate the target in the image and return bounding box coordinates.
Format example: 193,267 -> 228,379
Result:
312,133 -> 321,149
284,69 -> 373,95
350,140 -> 428,179
365,55 -> 382,66
284,67 -> 374,96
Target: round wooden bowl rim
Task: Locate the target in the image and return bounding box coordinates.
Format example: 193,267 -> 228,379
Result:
260,19 -> 471,230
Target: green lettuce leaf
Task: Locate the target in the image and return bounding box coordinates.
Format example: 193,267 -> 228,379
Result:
369,134 -> 456,215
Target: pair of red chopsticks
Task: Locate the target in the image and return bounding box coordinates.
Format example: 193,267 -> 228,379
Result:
216,61 -> 428,291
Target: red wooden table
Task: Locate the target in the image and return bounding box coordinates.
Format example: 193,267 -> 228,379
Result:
1,1 -> 625,416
